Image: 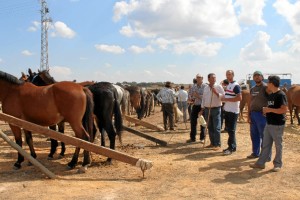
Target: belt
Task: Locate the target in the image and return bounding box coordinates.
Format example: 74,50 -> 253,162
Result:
205,106 -> 221,109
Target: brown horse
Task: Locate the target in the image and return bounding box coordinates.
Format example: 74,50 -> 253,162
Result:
125,86 -> 146,119
239,90 -> 251,121
0,70 -> 94,170
286,85 -> 300,125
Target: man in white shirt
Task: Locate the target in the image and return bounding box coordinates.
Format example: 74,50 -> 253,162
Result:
177,85 -> 188,122
200,73 -> 225,150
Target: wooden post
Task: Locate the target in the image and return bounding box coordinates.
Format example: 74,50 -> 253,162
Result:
0,113 -> 152,170
123,115 -> 164,131
0,130 -> 56,179
123,126 -> 167,146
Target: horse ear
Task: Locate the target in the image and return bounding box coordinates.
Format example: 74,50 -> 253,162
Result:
38,69 -> 41,73
28,68 -> 33,76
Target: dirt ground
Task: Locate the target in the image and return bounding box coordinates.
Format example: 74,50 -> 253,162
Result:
0,107 -> 300,200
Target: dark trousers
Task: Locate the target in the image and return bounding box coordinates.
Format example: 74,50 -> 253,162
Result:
190,105 -> 205,141
162,103 -> 174,130
224,111 -> 239,150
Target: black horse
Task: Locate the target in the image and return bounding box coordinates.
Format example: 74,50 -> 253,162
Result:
89,82 -> 123,163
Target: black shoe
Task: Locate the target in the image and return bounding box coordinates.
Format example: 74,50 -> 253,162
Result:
186,139 -> 196,143
222,148 -> 236,152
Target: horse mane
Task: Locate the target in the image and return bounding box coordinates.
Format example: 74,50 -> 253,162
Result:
0,71 -> 24,85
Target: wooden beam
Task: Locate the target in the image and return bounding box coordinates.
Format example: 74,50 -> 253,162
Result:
0,113 -> 152,170
123,126 -> 167,147
123,115 -> 164,131
0,130 -> 56,179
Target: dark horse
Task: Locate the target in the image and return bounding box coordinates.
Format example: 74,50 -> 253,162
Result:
0,70 -> 94,170
26,69 -> 66,159
89,82 -> 123,163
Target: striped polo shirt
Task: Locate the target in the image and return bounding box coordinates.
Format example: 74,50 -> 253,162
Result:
223,81 -> 241,113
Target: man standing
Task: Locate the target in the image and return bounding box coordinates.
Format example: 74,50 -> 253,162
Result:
187,74 -> 206,143
247,71 -> 269,159
201,73 -> 224,150
221,70 -> 242,155
250,75 -> 288,172
177,85 -> 188,123
156,81 -> 176,131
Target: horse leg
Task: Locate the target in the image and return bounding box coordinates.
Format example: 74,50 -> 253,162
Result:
290,106 -> 294,125
296,107 -> 300,125
57,121 -> 66,158
105,123 -> 117,164
48,125 -> 58,159
67,124 -> 91,169
24,129 -> 37,166
9,125 -> 24,169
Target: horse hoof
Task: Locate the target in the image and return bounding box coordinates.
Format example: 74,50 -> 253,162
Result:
47,156 -> 54,160
13,163 -> 21,170
67,163 -> 76,170
77,166 -> 88,174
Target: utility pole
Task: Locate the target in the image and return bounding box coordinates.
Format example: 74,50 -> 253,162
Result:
40,0 -> 52,71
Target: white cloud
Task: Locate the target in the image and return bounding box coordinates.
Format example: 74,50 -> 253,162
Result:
173,40 -> 223,56
234,0 -> 267,26
21,50 -> 34,56
120,24 -> 134,37
50,21 -> 76,39
95,44 -> 125,54
114,0 -> 241,39
151,38 -> 172,50
104,63 -> 112,68
27,21 -> 40,32
144,70 -> 154,76
273,0 -> 300,35
0,58 -> 3,63
128,45 -> 154,54
240,31 -> 272,61
49,66 -> 73,81
278,34 -> 295,46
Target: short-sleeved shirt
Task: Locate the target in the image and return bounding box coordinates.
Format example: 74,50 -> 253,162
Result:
223,81 -> 241,113
188,83 -> 206,106
266,90 -> 287,125
177,89 -> 188,102
250,83 -> 268,112
156,87 -> 175,104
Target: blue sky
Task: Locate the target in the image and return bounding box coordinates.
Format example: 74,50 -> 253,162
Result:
0,0 -> 299,84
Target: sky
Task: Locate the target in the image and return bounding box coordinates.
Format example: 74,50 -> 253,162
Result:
0,0 -> 300,84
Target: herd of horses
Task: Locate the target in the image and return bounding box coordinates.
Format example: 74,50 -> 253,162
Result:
1,68 -> 300,172
1,69 -> 159,170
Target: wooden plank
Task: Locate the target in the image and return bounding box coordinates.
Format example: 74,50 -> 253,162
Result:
123,126 -> 167,147
0,130 -> 56,179
0,113 -> 152,170
123,115 -> 164,131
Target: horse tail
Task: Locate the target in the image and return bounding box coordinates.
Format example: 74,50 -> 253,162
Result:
82,87 -> 94,142
113,91 -> 123,143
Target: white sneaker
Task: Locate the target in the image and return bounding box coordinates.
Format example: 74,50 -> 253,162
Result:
272,167 -> 281,172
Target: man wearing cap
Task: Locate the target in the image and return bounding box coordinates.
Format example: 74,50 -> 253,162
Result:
156,81 -> 176,131
247,71 -> 269,159
186,74 -> 207,143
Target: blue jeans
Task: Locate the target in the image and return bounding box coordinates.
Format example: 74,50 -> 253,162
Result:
224,111 -> 238,151
204,107 -> 221,147
250,111 -> 266,156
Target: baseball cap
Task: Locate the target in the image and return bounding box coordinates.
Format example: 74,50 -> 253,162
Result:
253,71 -> 263,76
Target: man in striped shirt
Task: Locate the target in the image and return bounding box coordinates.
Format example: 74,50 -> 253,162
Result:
221,70 -> 242,155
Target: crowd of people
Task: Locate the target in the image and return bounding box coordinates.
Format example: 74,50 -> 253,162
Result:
155,70 -> 288,172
